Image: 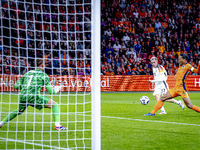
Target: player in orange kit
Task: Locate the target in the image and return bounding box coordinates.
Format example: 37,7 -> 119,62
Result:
145,53 -> 200,116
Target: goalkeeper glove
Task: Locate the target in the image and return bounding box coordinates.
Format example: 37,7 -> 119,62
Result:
54,86 -> 61,93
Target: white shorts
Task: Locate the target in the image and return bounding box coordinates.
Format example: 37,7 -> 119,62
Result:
153,88 -> 167,96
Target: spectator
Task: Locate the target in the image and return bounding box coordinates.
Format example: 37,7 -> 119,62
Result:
129,23 -> 135,35
1,0 -> 200,77
158,42 -> 165,54
61,51 -> 69,67
148,24 -> 155,36
155,19 -> 162,30
134,41 -> 142,53
105,44 -> 114,57
104,28 -> 112,37
184,43 -> 190,53
114,58 -> 120,68
86,68 -> 91,75
116,8 -> 122,20
70,69 -> 76,75
78,68 -> 84,75
176,47 -> 182,57
121,41 -> 127,54
115,66 -> 122,75
105,67 -> 114,75
77,42 -> 83,55
107,54 -> 113,64
141,66 -> 149,75
161,19 -> 168,30
148,50 -> 156,60
135,65 -> 142,75
53,56 -> 59,75
113,41 -> 121,55
3,61 -> 10,74
128,54 -> 135,64
172,64 -> 178,75
126,40 -> 136,56
122,32 -> 130,45
11,61 -> 19,75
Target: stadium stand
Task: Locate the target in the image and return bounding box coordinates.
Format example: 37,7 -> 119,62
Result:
101,0 -> 200,75
1,0 -> 91,75
0,0 -> 200,76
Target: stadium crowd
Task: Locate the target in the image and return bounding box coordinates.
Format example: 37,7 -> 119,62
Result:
0,0 -> 91,75
101,0 -> 200,75
0,0 -> 200,76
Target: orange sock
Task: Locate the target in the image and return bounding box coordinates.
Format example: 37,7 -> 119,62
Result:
150,100 -> 164,114
192,105 -> 200,113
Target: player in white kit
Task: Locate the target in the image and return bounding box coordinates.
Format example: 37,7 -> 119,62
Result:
149,57 -> 185,114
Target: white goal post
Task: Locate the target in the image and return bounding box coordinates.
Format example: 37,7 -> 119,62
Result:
91,0 -> 101,150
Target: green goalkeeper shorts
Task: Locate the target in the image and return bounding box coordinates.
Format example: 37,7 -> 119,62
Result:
19,95 -> 50,112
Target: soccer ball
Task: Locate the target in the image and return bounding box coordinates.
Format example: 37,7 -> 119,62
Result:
140,96 -> 149,105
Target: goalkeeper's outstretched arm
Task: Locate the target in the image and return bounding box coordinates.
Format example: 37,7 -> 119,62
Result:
46,85 -> 61,94
14,76 -> 25,90
46,85 -> 56,94
44,75 -> 60,94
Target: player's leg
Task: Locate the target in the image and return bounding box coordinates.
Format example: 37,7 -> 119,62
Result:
0,101 -> 26,128
152,91 -> 173,113
153,88 -> 166,114
177,90 -> 199,112
163,88 -> 185,110
44,99 -> 59,125
182,97 -> 200,112
155,94 -> 166,114
40,96 -> 67,130
165,98 -> 185,110
145,91 -> 174,116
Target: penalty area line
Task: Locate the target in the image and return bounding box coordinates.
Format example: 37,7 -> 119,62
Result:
102,116 -> 200,127
0,137 -> 71,150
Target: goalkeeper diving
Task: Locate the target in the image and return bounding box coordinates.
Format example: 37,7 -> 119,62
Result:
0,59 -> 67,130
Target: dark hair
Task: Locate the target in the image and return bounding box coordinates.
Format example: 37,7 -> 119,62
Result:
180,53 -> 188,60
36,59 -> 43,67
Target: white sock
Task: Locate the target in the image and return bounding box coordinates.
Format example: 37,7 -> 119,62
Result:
174,100 -> 178,104
160,106 -> 165,112
55,122 -> 60,126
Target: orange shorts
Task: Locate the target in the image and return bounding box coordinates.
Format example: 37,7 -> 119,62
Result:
168,87 -> 189,99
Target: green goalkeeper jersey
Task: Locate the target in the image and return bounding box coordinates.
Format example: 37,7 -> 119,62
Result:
14,69 -> 55,95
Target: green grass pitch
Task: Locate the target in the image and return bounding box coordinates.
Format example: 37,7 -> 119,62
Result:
0,92 -> 200,150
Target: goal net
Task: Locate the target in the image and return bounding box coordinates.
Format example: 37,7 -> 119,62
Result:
0,0 -> 100,149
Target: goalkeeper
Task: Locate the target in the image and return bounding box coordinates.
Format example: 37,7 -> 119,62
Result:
0,59 -> 67,130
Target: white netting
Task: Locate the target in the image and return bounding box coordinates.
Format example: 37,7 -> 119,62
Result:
0,0 -> 94,149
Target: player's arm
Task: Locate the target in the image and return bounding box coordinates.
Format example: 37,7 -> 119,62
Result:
190,61 -> 200,73
14,76 -> 24,90
44,74 -> 60,94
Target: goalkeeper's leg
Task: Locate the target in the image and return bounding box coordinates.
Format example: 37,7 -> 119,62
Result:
0,108 -> 25,128
44,98 -> 67,130
0,96 -> 28,128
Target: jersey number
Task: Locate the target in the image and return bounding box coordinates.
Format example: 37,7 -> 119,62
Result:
161,89 -> 166,96
27,75 -> 34,87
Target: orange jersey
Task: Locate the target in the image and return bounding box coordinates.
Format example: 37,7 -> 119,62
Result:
168,63 -> 199,98
175,64 -> 192,91
175,64 -> 200,91
105,71 -> 114,75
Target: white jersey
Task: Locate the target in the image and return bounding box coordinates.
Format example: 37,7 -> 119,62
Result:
152,64 -> 169,90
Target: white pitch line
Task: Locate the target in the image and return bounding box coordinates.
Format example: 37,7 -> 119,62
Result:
0,137 -> 70,150
102,116 -> 200,127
